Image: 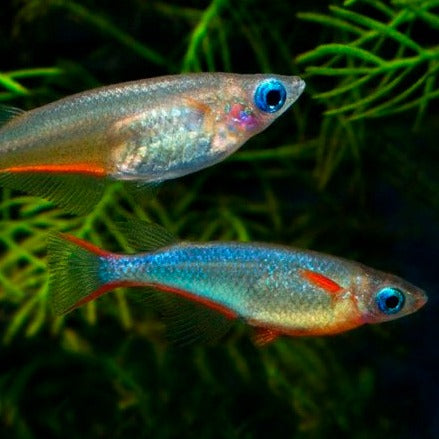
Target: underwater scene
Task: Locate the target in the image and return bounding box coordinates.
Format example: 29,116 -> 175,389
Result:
0,0 -> 438,438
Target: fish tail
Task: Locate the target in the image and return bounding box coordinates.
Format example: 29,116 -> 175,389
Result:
48,233 -> 113,315
48,222 -> 236,344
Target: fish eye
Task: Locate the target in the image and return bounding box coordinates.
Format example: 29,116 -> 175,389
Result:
254,79 -> 287,113
376,287 -> 405,315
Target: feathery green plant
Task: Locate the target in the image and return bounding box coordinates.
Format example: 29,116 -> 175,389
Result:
296,0 -> 439,125
0,67 -> 63,101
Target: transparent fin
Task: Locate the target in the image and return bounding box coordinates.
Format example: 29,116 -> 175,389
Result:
0,172 -> 106,215
0,105 -> 25,127
123,180 -> 161,200
129,285 -> 235,346
48,233 -> 105,315
114,218 -> 178,252
161,293 -> 235,346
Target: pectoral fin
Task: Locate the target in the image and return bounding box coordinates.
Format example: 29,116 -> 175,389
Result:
0,105 -> 25,127
252,327 -> 280,346
300,269 -> 342,294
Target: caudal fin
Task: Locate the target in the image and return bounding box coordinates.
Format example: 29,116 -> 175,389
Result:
48,233 -> 110,315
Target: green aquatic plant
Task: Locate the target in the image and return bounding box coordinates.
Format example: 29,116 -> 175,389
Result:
296,0 -> 439,124
0,67 -> 63,101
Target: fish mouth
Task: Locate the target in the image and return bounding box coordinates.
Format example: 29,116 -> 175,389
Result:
292,78 -> 306,98
415,289 -> 428,309
288,77 -> 306,102
297,79 -> 306,95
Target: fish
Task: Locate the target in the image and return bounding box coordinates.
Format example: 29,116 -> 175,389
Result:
0,73 -> 305,214
48,220 -> 427,344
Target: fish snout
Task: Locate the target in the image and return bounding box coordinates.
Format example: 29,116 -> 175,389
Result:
415,289 -> 428,310
288,77 -> 306,102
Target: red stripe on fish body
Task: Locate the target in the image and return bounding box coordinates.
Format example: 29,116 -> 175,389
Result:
4,164 -> 106,177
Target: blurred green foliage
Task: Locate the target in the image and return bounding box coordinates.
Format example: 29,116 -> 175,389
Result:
0,0 -> 438,438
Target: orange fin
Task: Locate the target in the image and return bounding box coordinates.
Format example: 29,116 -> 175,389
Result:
183,97 -> 212,115
70,280 -> 144,312
300,270 -> 342,294
61,234 -> 112,258
252,327 -> 280,346
0,170 -> 107,214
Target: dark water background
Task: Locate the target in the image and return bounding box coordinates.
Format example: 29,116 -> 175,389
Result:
0,1 -> 438,438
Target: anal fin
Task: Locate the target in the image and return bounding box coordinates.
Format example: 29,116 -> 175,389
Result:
0,171 -> 106,215
162,293 -> 236,346
128,284 -> 236,346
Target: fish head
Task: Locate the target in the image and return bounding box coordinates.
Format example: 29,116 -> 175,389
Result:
208,74 -> 305,159
111,73 -> 305,181
355,268 -> 428,324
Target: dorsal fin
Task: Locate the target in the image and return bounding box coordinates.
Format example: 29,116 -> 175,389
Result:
0,105 -> 25,128
114,219 -> 178,252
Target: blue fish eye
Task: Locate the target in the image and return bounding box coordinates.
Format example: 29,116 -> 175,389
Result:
376,287 -> 405,315
254,79 -> 287,113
